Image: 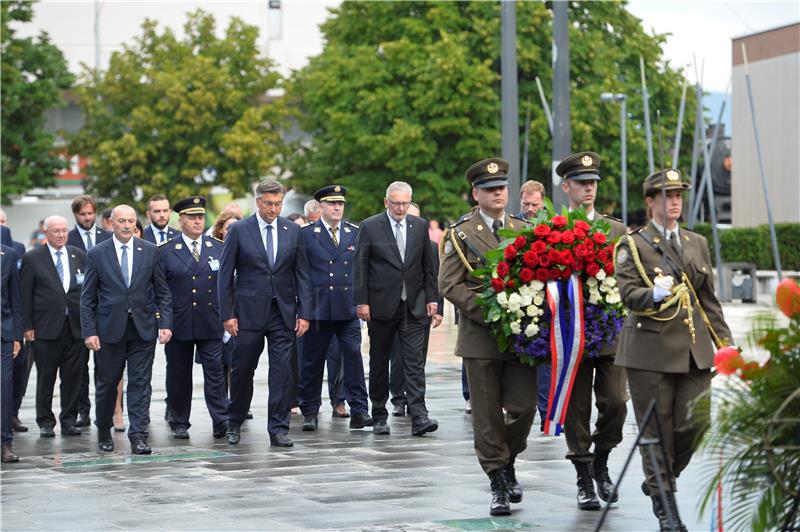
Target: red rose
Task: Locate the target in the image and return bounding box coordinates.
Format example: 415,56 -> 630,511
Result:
560,267 -> 573,280
519,267 -> 534,283
581,239 -> 595,252
538,254 -> 551,267
551,215 -> 568,228
598,248 -> 611,263
531,240 -> 547,254
560,230 -> 576,245
522,251 -> 538,268
491,278 -> 505,293
574,220 -> 591,232
574,228 -> 587,240
506,280 -> 516,289
533,224 -> 551,238
714,346 -> 743,375
535,268 -> 550,282
496,261 -> 510,277
547,231 -> 562,244
585,252 -> 597,263
548,268 -> 561,280
603,262 -> 614,275
592,232 -> 607,245
574,259 -> 585,271
504,245 -> 518,260
547,249 -> 561,263
514,235 -> 527,249
574,246 -> 587,258
586,262 -> 601,276
560,249 -> 575,266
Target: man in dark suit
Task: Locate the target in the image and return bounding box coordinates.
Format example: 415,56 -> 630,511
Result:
297,185 -> 371,433
160,196 -> 228,440
218,180 -> 311,447
66,194 -> 111,427
20,215 -> 87,437
142,194 -> 178,245
81,204 -> 173,454
353,181 -> 439,436
1,245 -> 23,462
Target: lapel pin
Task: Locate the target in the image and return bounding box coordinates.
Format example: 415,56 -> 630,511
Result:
344,227 -> 351,233
205,240 -> 212,247
282,225 -> 288,230
136,247 -> 142,251
71,254 -> 76,258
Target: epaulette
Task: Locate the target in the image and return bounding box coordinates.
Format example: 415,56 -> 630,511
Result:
345,221 -> 359,229
300,222 -> 314,229
602,213 -> 623,223
157,237 -> 175,247
450,217 -> 470,228
631,226 -> 645,234
509,214 -> 527,223
681,226 -> 699,235
209,236 -> 223,243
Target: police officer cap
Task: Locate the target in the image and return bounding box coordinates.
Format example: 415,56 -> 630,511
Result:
314,185 -> 347,203
643,168 -> 691,196
174,196 -> 206,215
466,158 -> 509,189
555,151 -> 601,181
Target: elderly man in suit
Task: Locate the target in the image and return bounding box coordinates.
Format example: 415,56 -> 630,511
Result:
81,204 -> 172,454
353,181 -> 439,436
160,196 -> 228,440
142,194 -> 178,245
20,215 -> 87,437
1,244 -> 23,462
66,194 -> 111,427
218,180 -> 311,447
297,185 -> 371,432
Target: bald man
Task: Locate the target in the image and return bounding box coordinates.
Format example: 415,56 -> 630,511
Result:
81,205 -> 172,454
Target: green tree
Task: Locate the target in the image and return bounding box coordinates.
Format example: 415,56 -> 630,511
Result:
290,1 -> 696,222
72,10 -> 286,210
1,1 -> 74,203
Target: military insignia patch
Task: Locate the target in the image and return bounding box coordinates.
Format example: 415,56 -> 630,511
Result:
666,169 -> 679,181
444,240 -> 454,255
344,227 -> 351,233
616,248 -> 628,264
205,240 -> 212,247
334,186 -> 341,192
193,197 -> 201,204
314,227 -> 321,233
487,162 -> 499,174
581,155 -> 593,166
175,244 -> 183,250
477,224 -> 483,231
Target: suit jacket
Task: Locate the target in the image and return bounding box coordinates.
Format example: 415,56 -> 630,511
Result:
218,214 -> 311,331
159,235 -> 224,341
353,212 -> 437,321
143,225 -> 179,245
299,219 -> 359,321
1,225 -> 26,265
67,226 -> 112,253
19,245 -> 86,340
80,237 -> 172,343
1,245 -> 23,343
438,210 -> 529,360
614,222 -> 732,373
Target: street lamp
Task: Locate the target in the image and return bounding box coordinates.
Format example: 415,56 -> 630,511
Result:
600,92 -> 627,227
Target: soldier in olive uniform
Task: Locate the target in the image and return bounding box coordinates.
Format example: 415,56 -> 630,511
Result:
614,169 -> 732,531
556,152 -> 628,510
439,158 -> 536,516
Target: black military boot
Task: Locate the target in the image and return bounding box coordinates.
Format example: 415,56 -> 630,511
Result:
574,462 -> 601,510
591,448 -> 618,503
487,469 -> 511,516
651,492 -> 688,532
503,455 -> 522,503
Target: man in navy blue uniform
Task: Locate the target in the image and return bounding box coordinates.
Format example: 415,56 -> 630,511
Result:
81,205 -> 173,454
160,196 -> 228,440
218,180 -> 312,447
142,194 -> 179,245
297,186 -> 371,432
1,245 -> 23,462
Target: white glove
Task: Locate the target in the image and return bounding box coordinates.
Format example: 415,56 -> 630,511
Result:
653,275 -> 674,302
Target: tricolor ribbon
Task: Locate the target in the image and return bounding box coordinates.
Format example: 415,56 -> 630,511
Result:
544,274 -> 586,436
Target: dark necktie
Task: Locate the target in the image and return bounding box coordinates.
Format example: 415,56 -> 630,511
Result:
55,250 -> 64,284
85,231 -> 94,250
330,226 -> 339,247
266,225 -> 274,267
191,240 -> 200,262
668,231 -> 682,260
120,245 -> 130,287
159,230 -> 166,243
492,219 -> 503,240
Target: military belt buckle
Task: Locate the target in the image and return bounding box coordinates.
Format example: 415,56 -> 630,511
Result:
457,231 -> 467,240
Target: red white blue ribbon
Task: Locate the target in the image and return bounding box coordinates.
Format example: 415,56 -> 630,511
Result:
544,274 -> 586,436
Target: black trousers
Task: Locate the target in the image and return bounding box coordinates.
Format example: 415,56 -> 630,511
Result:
94,318 -> 155,438
12,341 -> 33,418
367,300 -> 428,423
165,339 -> 228,429
228,299 -> 294,436
389,317 -> 432,407
78,350 -> 95,417
33,319 -> 86,429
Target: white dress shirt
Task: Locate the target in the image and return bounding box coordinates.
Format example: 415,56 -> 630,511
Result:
47,243 -> 71,293
321,218 -> 340,242
182,233 -> 202,255
80,226 -> 99,249
386,211 -> 407,256
112,235 -> 134,284
256,214 -> 278,263
479,209 -> 505,232
651,220 -> 682,248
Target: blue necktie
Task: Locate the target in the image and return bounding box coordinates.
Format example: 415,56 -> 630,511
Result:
266,225 -> 274,267
85,231 -> 94,250
55,250 -> 64,284
159,230 -> 166,243
120,245 -> 130,287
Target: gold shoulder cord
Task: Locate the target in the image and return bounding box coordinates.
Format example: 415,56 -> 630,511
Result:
683,275 -> 725,348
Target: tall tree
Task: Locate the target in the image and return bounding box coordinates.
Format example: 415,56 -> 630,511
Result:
1,1 -> 74,203
290,1 -> 695,222
72,10 -> 287,210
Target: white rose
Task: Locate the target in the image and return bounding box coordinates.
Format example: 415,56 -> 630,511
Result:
526,305 -> 538,317
510,321 -> 522,334
531,280 -> 545,292
603,276 -> 617,287
524,323 -> 539,337
606,292 -> 621,304
518,284 -> 532,298
596,269 -> 607,281
589,293 -> 601,305
533,294 -> 544,306
496,292 -> 508,307
586,277 -> 598,287
516,310 -> 524,319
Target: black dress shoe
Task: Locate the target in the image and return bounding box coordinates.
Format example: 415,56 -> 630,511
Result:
269,433 -> 294,447
332,404 -> 350,418
391,403 -> 406,417
411,417 -> 438,436
1,443 -> 19,463
131,437 -> 152,455
75,413 -> 91,427
172,427 -> 189,439
488,469 -> 511,516
373,419 -> 390,434
40,427 -> 56,438
302,415 -> 318,432
98,429 -> 114,452
245,410 -> 253,420
227,424 -> 241,445
61,426 -> 82,436
574,462 -> 601,511
349,412 -> 373,429
11,416 -> 28,432
213,422 -> 227,439
503,455 -> 522,503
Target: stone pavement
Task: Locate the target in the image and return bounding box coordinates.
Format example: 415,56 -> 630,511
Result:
0,303 -> 772,531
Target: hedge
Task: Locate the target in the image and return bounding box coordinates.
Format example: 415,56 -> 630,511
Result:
691,223 -> 800,270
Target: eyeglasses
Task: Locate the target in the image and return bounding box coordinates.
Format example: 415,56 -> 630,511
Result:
259,201 -> 283,208
387,201 -> 411,208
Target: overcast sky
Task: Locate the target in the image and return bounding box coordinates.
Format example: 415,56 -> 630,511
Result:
14,0 -> 800,92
